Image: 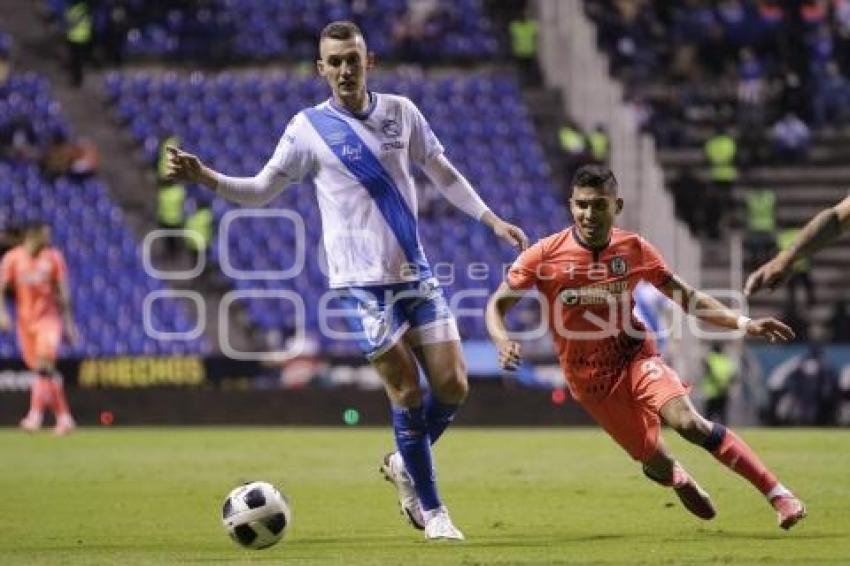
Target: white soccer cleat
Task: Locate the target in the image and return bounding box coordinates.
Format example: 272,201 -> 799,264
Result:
380,451 -> 425,530
19,412 -> 43,432
423,506 -> 465,541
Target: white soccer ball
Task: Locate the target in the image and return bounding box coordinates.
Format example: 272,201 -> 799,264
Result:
221,481 -> 291,549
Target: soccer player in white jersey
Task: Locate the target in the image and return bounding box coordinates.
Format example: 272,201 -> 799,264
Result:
166,21 -> 528,540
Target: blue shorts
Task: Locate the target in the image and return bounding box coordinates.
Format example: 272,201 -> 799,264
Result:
339,278 -> 459,360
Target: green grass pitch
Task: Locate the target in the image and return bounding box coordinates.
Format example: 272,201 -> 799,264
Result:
1,427 -> 847,565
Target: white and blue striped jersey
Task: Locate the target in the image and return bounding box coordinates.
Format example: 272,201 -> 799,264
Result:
266,92 -> 449,288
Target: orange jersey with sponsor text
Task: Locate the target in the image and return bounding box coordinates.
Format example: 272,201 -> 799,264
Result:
0,246 -> 67,327
507,227 -> 673,402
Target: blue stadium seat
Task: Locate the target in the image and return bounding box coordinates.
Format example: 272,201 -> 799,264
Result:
0,71 -> 209,357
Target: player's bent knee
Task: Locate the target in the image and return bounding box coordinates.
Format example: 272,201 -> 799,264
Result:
435,368 -> 469,404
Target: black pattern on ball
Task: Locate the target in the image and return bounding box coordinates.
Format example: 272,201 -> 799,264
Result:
244,487 -> 266,509
222,498 -> 235,519
264,512 -> 286,535
233,524 -> 257,545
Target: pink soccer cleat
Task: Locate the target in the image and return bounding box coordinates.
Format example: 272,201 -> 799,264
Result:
645,462 -> 716,520
19,412 -> 43,432
53,414 -> 76,436
771,494 -> 806,530
670,465 -> 716,520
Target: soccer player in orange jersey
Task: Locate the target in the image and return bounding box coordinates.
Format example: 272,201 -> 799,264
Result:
0,222 -> 78,435
486,165 -> 806,530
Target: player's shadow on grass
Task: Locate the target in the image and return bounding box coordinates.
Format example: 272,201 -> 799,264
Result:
682,529 -> 841,541
461,533 -> 627,548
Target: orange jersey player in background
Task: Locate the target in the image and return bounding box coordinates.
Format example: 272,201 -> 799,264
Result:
0,222 -> 78,435
486,165 -> 806,530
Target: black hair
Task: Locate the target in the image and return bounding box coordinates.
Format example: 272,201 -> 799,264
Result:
571,164 -> 618,196
24,220 -> 48,234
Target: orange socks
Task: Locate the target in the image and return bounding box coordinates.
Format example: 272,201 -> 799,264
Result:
704,423 -> 778,495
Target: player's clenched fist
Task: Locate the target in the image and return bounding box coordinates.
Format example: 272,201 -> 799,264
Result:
743,317 -> 795,344
165,146 -> 204,183
497,339 -> 522,371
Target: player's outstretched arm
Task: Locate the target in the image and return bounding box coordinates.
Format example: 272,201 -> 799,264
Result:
485,282 -> 524,370
745,193 -> 850,296
164,146 -> 286,206
660,274 -> 795,343
421,154 -> 529,250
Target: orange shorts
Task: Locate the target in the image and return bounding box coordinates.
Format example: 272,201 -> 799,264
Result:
579,355 -> 688,463
17,320 -> 62,370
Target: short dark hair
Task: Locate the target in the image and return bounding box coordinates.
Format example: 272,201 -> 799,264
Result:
571,164 -> 618,196
25,220 -> 48,233
320,21 -> 364,42
24,221 -> 48,237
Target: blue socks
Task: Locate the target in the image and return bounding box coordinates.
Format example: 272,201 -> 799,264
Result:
391,392 -> 461,512
423,391 -> 459,444
392,404 -> 441,511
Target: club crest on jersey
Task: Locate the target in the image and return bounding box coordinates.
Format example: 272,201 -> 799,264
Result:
609,256 -> 628,276
559,288 -> 580,305
381,119 -> 401,138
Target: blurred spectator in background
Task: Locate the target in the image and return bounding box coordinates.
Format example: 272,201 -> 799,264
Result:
64,0 -> 92,87
97,0 -> 129,67
586,123 -> 610,164
41,128 -> 100,178
745,188 -> 776,269
392,0 -> 450,63
0,31 -> 11,84
806,23 -> 834,76
829,299 -> 850,342
754,0 -> 788,61
509,7 -> 540,86
835,0 -> 850,74
671,167 -> 707,236
736,47 -> 767,166
770,112 -> 810,163
810,61 -> 850,127
703,124 -> 738,239
776,227 -> 815,308
0,116 -> 39,163
766,341 -> 838,425
667,0 -> 715,80
156,183 -> 185,259
603,0 -> 664,84
158,134 -> 180,184
558,119 -> 589,182
184,198 -> 213,269
799,0 -> 830,31
778,71 -> 805,117
278,332 -> 329,388
702,342 -> 737,423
